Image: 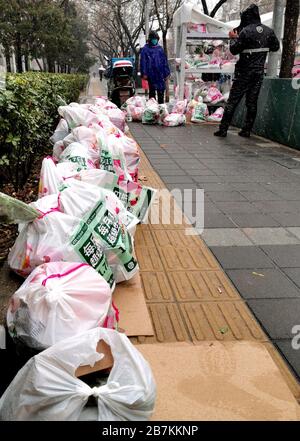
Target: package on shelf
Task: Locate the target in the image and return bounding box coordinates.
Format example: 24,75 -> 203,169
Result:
7,262 -> 115,350
0,328 -> 156,421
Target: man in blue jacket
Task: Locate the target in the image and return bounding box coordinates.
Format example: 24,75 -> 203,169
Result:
140,30 -> 170,104
214,4 -> 280,138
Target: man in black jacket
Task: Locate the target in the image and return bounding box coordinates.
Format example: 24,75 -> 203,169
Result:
214,4 -> 280,138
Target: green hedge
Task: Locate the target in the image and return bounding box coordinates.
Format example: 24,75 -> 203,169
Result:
0,72 -> 88,190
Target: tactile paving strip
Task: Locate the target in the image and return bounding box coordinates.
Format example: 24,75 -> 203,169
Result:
167,270 -> 240,302
131,132 -> 300,402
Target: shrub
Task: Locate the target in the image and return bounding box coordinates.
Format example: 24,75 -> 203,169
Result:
0,72 -> 88,190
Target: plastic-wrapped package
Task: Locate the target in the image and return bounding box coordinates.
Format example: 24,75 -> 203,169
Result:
0,328 -> 156,421
106,108 -> 126,133
158,104 -> 169,125
126,104 -> 144,121
172,99 -> 187,115
50,119 -> 69,144
191,102 -> 209,123
7,262 -> 113,350
59,126 -> 101,166
162,113 -> 186,127
204,86 -> 224,104
58,105 -> 103,130
77,169 -> 156,223
123,96 -> 146,108
207,107 -> 224,122
59,142 -> 96,172
142,98 -> 159,124
8,183 -> 139,285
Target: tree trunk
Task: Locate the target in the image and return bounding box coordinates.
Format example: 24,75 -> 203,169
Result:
15,34 -> 23,73
35,58 -> 43,72
4,46 -> 11,72
280,0 -> 300,78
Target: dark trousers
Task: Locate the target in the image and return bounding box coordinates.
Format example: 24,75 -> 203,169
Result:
220,72 -> 263,132
148,82 -> 164,104
100,72 -> 103,81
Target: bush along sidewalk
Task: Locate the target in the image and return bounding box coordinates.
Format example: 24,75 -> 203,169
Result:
0,73 -> 88,191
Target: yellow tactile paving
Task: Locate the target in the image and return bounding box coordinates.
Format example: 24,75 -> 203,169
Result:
180,302 -> 267,342
140,272 -> 175,302
158,245 -> 219,271
167,270 -> 240,302
132,130 -> 300,402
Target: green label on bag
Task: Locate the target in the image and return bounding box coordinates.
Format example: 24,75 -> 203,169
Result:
113,186 -> 129,205
94,210 -> 121,247
67,156 -> 87,169
71,226 -> 114,287
100,150 -> 114,173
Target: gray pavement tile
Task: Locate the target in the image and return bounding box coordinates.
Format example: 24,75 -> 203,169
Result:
239,191 -> 282,201
189,170 -> 219,176
201,229 -> 253,246
227,214 -> 280,228
242,227 -> 300,245
282,268 -> 300,289
274,340 -> 300,379
287,227 -> 300,241
206,191 -> 247,202
190,175 -> 225,182
247,298 -> 300,339
157,169 -> 187,176
260,245 -> 300,267
194,183 -> 235,192
226,269 -> 300,299
229,183 -> 268,192
214,201 -> 261,214
269,213 -> 300,227
218,175 -> 260,182
204,213 -> 236,228
210,246 -> 274,269
252,201 -> 300,214
161,176 -> 195,184
273,191 -> 300,201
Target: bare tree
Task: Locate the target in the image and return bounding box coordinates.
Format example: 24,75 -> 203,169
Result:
280,0 -> 300,78
199,0 -> 228,17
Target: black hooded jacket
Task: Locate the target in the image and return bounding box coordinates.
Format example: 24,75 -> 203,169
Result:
230,4 -> 280,75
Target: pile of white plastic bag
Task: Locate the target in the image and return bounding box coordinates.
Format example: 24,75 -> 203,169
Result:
0,95 -> 157,421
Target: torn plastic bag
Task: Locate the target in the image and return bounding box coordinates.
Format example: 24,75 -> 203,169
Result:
50,118 -> 69,145
0,192 -> 40,224
7,262 -> 113,350
0,328 -> 156,421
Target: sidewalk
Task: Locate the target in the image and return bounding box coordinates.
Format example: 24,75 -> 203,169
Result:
129,121 -> 300,384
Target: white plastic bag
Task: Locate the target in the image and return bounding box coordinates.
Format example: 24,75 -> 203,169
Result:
50,118 -> 69,144
207,107 -> 224,122
162,113 -> 186,127
191,102 -> 209,122
8,183 -> 139,284
106,108 -> 126,133
142,98 -> 159,124
7,262 -> 113,350
59,142 -> 96,172
0,328 -> 156,421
